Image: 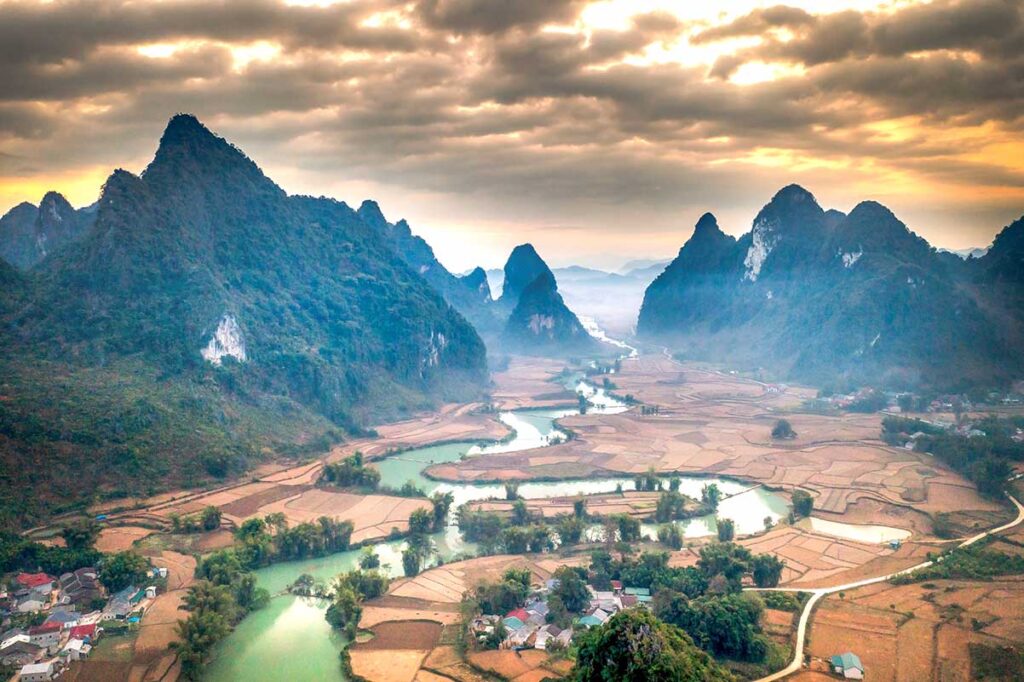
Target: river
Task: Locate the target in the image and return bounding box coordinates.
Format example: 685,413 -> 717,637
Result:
204,351 -> 789,680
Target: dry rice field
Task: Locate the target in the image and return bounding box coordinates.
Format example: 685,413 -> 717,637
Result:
794,575 -> 1024,682
466,490 -> 668,520
427,355 -> 1004,535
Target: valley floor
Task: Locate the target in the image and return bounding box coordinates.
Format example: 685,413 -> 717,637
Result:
45,352 -> 1024,682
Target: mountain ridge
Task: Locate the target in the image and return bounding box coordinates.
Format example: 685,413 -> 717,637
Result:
638,185 -> 1024,389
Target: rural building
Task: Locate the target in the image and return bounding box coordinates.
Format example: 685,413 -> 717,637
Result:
19,660 -> 61,681
0,637 -> 44,667
16,574 -> 55,591
27,622 -> 62,651
62,637 -> 92,660
58,567 -> 103,608
830,652 -> 864,679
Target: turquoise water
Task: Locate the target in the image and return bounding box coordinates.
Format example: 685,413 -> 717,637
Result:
204,381 -> 789,680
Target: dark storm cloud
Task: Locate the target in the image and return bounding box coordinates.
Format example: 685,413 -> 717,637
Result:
415,0 -> 587,35
0,0 -> 420,66
0,45 -> 234,101
0,0 -> 1020,259
693,5 -> 815,42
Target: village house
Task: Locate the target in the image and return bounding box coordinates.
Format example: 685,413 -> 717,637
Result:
27,622 -> 62,653
16,591 -> 49,613
58,567 -> 103,609
16,574 -> 55,592
68,623 -> 100,642
60,637 -> 91,661
830,652 -> 865,679
43,609 -> 80,630
19,659 -> 63,682
0,636 -> 44,668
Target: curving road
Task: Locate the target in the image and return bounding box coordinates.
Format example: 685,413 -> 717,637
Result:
749,492 -> 1024,681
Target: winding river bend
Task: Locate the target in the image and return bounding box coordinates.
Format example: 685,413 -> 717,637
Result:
204,377 -> 789,680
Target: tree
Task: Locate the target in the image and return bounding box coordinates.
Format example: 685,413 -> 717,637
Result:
200,506 -> 222,532
552,566 -> 590,613
696,543 -> 751,592
476,569 -> 529,614
763,516 -> 774,532
701,483 -> 721,511
751,554 -> 785,588
655,491 -> 687,522
573,498 -> 587,518
716,518 -> 735,542
408,508 -> 433,539
512,499 -> 531,525
325,584 -> 362,638
614,514 -> 641,542
972,457 -> 1012,497
655,592 -> 767,661
196,550 -> 243,586
528,525 -> 553,553
430,492 -> 453,531
402,547 -> 422,577
791,490 -> 813,518
501,526 -> 530,554
557,515 -> 586,545
359,548 -> 380,570
771,419 -> 796,440
573,609 -> 732,682
658,524 -> 683,550
60,520 -> 101,552
173,608 -> 231,680
99,551 -> 149,592
504,482 -> 520,500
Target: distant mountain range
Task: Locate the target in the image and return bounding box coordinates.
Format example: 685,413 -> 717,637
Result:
639,185 -> 1024,390
362,208 -> 604,356
485,261 -> 668,337
0,192 -> 97,269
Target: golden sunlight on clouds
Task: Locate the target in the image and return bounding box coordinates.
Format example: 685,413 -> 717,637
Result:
0,0 -> 1021,267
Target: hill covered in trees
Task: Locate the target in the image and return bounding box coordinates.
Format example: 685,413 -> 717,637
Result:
0,114 -> 488,527
639,185 -> 1024,390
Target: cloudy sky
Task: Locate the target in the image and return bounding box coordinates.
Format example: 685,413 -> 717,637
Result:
1,0 -> 1022,271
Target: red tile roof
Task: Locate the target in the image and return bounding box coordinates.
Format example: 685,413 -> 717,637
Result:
69,624 -> 97,640
16,573 -> 54,589
505,608 -> 529,622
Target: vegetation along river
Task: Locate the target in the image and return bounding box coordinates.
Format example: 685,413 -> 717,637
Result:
204,378 -> 789,680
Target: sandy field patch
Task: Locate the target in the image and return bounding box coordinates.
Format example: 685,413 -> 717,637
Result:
350,649 -> 430,682
329,402 -> 510,464
803,577 -> 1024,681
133,549 -> 196,668
355,621 -> 443,650
467,649 -> 551,679
360,606 -> 462,628
466,491 -> 667,520
490,356 -> 578,410
95,526 -> 155,552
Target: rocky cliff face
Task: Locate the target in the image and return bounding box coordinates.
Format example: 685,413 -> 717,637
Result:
501,254 -> 598,355
639,185 -> 1024,389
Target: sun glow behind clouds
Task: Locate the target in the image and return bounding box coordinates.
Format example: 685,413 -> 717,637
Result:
1,0 -> 1022,266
